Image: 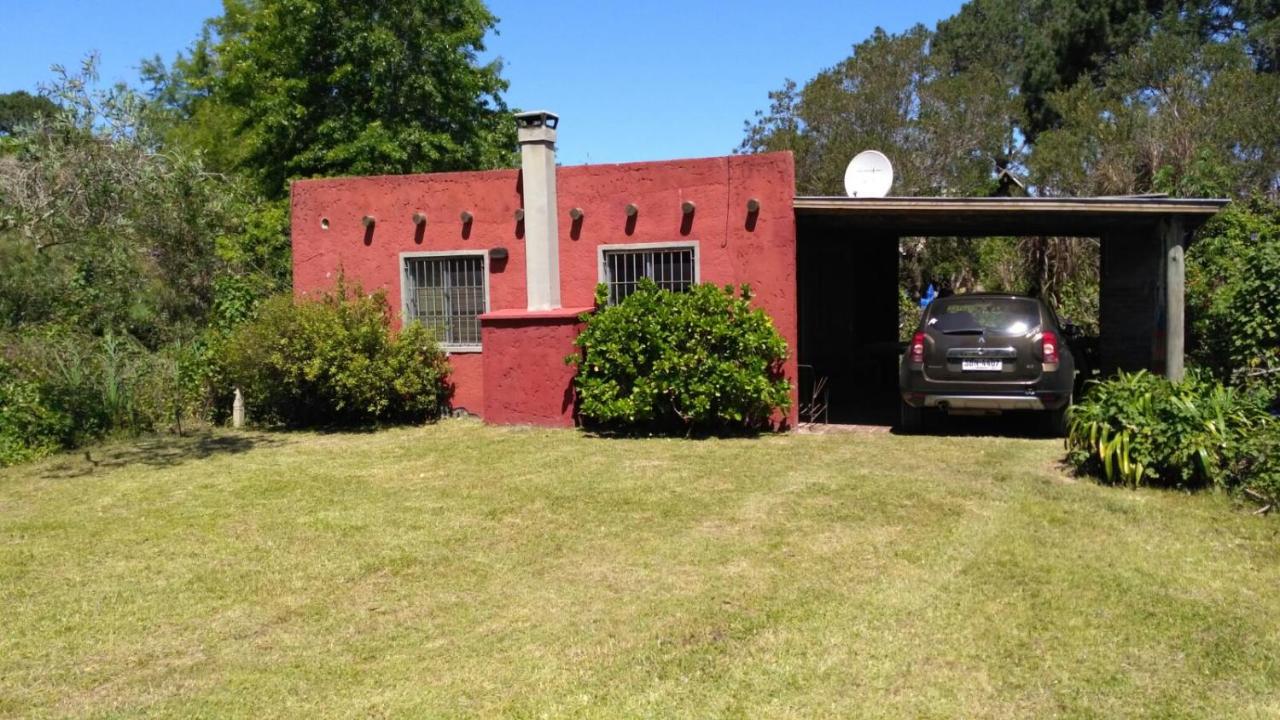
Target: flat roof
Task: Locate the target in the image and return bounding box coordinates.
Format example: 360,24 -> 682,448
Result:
793,196 -> 1229,236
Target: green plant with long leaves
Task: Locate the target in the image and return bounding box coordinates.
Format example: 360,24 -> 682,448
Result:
1067,370 -> 1271,491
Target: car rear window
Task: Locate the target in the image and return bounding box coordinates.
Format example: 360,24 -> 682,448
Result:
928,297 -> 1041,337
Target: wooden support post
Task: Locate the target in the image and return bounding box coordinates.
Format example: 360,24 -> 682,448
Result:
1163,218 -> 1186,382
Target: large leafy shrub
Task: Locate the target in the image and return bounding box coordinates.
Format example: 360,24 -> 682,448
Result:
570,280 -> 791,433
1066,370 -> 1273,495
1187,199 -> 1280,404
213,285 -> 451,427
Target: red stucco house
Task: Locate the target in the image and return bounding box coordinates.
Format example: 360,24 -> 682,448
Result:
291,111 -> 1223,429
291,112 -> 800,428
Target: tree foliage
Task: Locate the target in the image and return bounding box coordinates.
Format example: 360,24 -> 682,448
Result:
1,0 -> 520,460
739,26 -> 1017,197
144,0 -> 516,198
742,0 -> 1279,344
935,0 -> 1164,140
0,91 -> 58,136
1187,198 -> 1280,400
744,1 -> 1278,199
0,60 -> 279,461
1031,29 -> 1279,196
0,59 -> 261,345
935,0 -> 1279,140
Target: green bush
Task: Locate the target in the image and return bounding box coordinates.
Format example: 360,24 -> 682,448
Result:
3,331 -> 109,444
570,280 -> 791,433
1066,370 -> 1273,495
1187,199 -> 1280,404
898,287 -> 922,342
0,359 -> 73,466
212,285 -> 451,427
0,327 -> 202,465
1225,426 -> 1280,508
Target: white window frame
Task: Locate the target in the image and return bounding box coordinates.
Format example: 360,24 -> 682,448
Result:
399,250 -> 490,353
597,241 -> 700,305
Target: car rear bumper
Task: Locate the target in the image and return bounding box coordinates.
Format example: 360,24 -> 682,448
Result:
921,394 -> 1047,411
901,390 -> 1071,412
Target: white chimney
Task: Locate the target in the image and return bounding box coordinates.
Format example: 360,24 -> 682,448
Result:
515,111 -> 561,311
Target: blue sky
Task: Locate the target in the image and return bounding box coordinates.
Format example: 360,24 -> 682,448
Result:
0,0 -> 966,165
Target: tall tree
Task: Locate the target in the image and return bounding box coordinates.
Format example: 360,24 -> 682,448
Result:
1031,29 -> 1280,196
746,1 -> 1280,199
0,60 -> 259,344
146,0 -> 516,199
934,0 -> 1279,141
935,0 -> 1164,140
0,91 -> 59,136
739,26 -> 1018,197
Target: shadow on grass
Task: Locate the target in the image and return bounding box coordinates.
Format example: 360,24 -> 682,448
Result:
577,418 -> 776,442
888,412 -> 1059,440
580,429 -> 769,442
40,431 -> 287,479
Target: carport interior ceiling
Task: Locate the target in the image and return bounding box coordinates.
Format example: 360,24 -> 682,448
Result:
791,195 -> 1229,424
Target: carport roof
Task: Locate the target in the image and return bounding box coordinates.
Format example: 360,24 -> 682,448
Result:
792,196 -> 1229,237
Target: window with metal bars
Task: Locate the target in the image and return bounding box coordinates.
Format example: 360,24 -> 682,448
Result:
402,254 -> 486,350
601,245 -> 697,305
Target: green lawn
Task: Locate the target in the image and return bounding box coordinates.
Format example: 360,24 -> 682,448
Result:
2,421 -> 1278,718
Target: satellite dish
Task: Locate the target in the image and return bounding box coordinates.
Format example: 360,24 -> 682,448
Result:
843,150 -> 894,198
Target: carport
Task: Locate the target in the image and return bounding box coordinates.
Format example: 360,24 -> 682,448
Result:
793,196 -> 1228,424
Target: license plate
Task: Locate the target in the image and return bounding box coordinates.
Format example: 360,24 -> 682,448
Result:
961,359 -> 1003,372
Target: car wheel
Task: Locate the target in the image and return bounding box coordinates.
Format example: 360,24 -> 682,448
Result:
1042,400 -> 1070,438
900,400 -> 924,434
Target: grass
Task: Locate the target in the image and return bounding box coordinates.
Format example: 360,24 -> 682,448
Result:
2,420 -> 1279,718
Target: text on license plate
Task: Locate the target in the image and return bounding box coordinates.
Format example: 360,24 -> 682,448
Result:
961,359 -> 1003,371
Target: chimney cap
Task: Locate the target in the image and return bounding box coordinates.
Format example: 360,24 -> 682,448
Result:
516,110 -> 558,145
515,110 -> 559,129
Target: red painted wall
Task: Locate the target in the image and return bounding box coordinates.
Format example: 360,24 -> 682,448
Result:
291,152 -> 799,426
479,309 -> 586,427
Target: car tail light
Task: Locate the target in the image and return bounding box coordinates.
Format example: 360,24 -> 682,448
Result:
1041,331 -> 1060,365
909,331 -> 926,365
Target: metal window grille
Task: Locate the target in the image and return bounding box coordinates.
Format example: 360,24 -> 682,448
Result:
602,246 -> 696,304
404,255 -> 486,348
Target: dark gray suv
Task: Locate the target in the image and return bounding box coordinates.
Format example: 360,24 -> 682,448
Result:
899,294 -> 1076,436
